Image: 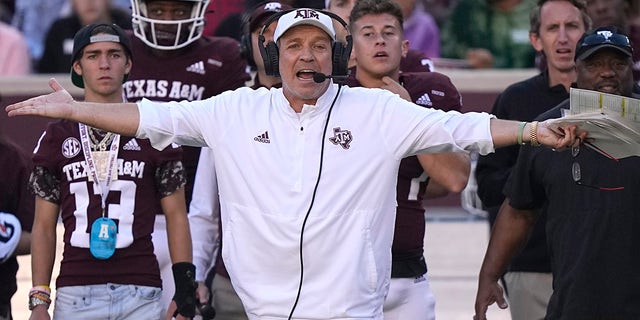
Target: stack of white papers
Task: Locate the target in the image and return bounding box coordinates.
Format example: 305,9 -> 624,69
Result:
567,87 -> 640,122
546,88 -> 640,158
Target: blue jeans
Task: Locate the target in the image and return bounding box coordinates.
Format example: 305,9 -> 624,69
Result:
53,283 -> 162,320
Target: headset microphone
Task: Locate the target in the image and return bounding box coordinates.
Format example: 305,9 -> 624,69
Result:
313,72 -> 348,83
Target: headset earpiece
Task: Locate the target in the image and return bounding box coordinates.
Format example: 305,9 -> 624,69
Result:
331,34 -> 352,77
322,11 -> 352,77
258,33 -> 279,77
239,33 -> 255,68
257,11 -> 288,77
264,41 -> 280,77
257,9 -> 353,78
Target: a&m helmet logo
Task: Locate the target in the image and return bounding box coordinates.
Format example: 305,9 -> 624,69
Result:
329,127 -> 353,149
62,137 -> 81,158
597,30 -> 613,39
264,2 -> 284,10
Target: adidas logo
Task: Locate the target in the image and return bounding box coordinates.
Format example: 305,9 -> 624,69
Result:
416,93 -> 433,106
123,138 -> 141,151
186,61 -> 206,75
253,131 -> 270,144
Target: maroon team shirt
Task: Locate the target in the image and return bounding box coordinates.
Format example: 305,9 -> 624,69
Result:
345,71 -> 462,261
32,120 -> 183,288
123,34 -> 251,207
400,49 -> 432,73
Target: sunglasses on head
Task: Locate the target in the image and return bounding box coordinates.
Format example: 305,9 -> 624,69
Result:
579,33 -> 631,50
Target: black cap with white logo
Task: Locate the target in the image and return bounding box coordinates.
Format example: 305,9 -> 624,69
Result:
575,26 -> 633,62
70,23 -> 133,88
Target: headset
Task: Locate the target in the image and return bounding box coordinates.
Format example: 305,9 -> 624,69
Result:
257,9 -> 353,78
239,9 -> 255,68
239,32 -> 255,68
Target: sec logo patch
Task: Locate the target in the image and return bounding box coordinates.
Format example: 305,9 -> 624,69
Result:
62,137 -> 81,158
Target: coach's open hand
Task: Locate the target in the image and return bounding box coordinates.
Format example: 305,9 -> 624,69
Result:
5,78 -> 75,119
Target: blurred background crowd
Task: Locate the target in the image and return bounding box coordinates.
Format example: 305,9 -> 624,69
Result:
1,1 -> 639,319
1,0 -> 639,76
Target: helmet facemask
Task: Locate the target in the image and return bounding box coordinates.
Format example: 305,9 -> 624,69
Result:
131,0 -> 210,50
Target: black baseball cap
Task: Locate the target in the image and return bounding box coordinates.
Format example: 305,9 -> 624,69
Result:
575,26 -> 633,62
71,23 -> 133,88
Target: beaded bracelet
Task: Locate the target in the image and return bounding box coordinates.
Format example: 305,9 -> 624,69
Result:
530,121 -> 541,147
29,285 -> 51,295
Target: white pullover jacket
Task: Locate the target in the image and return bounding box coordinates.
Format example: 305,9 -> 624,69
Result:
137,83 -> 494,319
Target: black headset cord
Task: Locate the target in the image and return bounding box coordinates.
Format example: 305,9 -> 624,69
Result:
287,84 -> 343,320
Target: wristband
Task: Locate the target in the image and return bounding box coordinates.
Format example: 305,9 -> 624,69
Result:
530,121 -> 541,147
171,262 -> 197,318
516,121 -> 527,145
29,285 -> 51,295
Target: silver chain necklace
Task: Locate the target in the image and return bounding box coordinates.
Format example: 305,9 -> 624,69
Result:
87,127 -> 114,151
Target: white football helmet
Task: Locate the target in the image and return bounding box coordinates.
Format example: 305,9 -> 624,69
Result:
131,0 -> 210,50
0,212 -> 21,263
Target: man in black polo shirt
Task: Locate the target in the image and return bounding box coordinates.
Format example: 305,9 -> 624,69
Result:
474,25 -> 640,320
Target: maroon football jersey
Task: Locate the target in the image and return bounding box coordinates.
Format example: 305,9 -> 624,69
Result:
124,35 -> 250,102
32,120 -> 183,288
400,49 -> 432,73
124,34 -> 250,207
394,72 -> 462,259
346,71 -> 462,260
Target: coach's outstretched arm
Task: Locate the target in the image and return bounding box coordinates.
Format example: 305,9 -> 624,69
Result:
489,118 -> 581,150
6,79 -> 585,150
5,78 -> 139,136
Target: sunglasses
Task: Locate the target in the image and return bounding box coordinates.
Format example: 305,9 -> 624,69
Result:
571,143 -> 624,191
579,33 -> 632,50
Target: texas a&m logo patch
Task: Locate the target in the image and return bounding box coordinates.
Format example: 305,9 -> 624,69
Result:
329,127 -> 352,149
